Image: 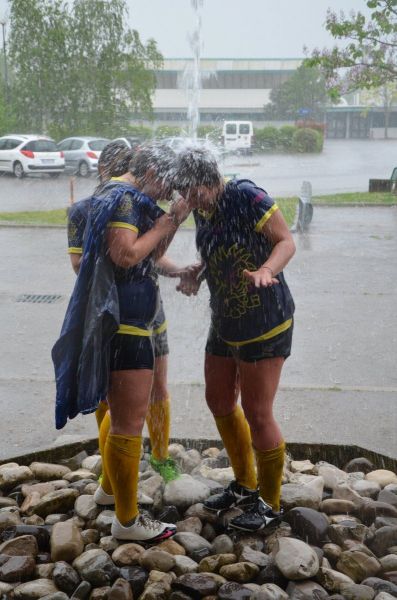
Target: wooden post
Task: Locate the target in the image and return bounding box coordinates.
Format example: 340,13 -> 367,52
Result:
69,177 -> 75,205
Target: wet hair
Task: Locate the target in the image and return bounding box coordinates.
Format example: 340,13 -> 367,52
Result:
129,141 -> 176,188
98,141 -> 135,179
175,146 -> 222,193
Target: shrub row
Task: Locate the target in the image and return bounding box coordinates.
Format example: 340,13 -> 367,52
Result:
254,125 -> 323,153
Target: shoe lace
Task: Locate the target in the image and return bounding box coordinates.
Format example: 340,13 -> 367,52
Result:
137,513 -> 163,531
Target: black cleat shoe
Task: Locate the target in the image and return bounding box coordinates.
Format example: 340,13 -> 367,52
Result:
229,497 -> 282,532
203,480 -> 259,513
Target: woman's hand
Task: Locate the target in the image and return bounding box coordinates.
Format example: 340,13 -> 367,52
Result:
169,195 -> 191,226
170,263 -> 204,296
243,266 -> 279,288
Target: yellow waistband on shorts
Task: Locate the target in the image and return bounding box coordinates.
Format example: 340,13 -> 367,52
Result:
224,318 -> 292,347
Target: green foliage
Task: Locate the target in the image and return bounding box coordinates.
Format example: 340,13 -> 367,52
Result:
197,124 -> 222,140
265,65 -> 328,121
7,0 -> 162,138
291,128 -> 323,153
154,125 -> 182,138
278,125 -> 296,150
0,81 -> 16,135
306,0 -> 397,94
123,124 -> 154,140
254,126 -> 279,150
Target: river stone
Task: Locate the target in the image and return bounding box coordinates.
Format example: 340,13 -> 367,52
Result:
367,527 -> 397,557
0,534 -> 38,557
29,462 -> 71,480
217,581 -> 254,599
337,550 -> 381,582
164,475 -> 210,509
332,483 -> 365,508
155,539 -> 185,557
0,554 -> 36,582
361,577 -> 397,596
238,546 -> 270,567
379,491 -> 397,508
373,593 -> 397,600
286,580 -> 329,599
0,510 -> 22,532
323,543 -> 343,564
0,496 -> 18,508
118,565 -> 149,597
366,472 -> 397,489
317,464 -> 348,490
72,548 -> 119,586
64,469 -> 97,482
13,578 -> 58,599
95,509 -> 115,534
339,582 -> 376,599
107,577 -> 133,600
33,488 -> 79,518
210,533 -> 234,555
1,524 -> 51,552
111,542 -> 144,566
380,556 -> 397,572
0,466 -> 33,492
184,502 -> 218,524
328,521 -> 367,547
284,506 -> 329,545
273,537 -> 319,580
52,560 -> 81,595
139,548 -> 176,572
173,531 -> 212,556
319,567 -> 357,592
41,594 -> 69,600
173,554 -> 199,575
198,553 -> 237,573
74,495 -> 99,520
197,465 -> 234,486
168,443 -> 186,459
179,449 -> 202,473
281,478 -> 324,510
219,561 -> 260,582
173,572 -> 222,597
352,480 -> 381,498
320,499 -> 356,515
176,516 -> 203,535
81,455 -> 102,477
70,580 -> 92,598
290,460 -> 315,474
51,520 -> 84,562
344,458 -> 374,474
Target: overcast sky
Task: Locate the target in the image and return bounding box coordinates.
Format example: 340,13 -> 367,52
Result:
0,0 -> 370,58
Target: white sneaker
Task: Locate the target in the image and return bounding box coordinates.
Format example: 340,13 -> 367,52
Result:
94,486 -> 153,506
111,513 -> 176,542
94,485 -> 115,506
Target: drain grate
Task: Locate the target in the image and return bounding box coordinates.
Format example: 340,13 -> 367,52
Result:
16,294 -> 63,304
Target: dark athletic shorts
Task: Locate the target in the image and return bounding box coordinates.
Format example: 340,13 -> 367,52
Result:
205,321 -> 293,363
109,333 -> 154,371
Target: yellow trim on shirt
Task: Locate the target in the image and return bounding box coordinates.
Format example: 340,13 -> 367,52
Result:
254,204 -> 279,232
68,247 -> 83,255
117,324 -> 152,336
153,320 -> 167,335
108,221 -> 139,233
111,176 -> 128,182
224,318 -> 292,347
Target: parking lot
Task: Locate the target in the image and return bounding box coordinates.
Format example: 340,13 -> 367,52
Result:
0,139 -> 395,212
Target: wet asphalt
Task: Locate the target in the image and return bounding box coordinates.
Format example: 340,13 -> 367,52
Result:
0,204 -> 396,460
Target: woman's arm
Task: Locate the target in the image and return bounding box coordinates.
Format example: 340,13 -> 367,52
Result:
243,210 -> 296,287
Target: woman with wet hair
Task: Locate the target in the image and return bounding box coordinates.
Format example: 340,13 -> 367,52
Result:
174,146 -> 296,532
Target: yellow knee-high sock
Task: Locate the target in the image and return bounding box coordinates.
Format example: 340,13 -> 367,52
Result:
105,434 -> 141,525
98,412 -> 113,494
255,441 -> 285,512
214,405 -> 257,490
95,400 -> 109,429
146,397 -> 170,461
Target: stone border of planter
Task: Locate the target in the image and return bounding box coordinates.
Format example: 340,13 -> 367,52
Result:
1,438 -> 395,472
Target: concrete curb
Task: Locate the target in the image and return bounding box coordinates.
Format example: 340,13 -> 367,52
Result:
1,437 -> 395,472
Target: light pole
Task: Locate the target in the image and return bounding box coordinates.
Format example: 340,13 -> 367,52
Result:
0,19 -> 9,102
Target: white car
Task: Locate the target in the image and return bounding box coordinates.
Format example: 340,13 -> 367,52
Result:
58,136 -> 110,177
0,134 -> 65,178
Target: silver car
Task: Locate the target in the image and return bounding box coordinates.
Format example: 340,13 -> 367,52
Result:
57,136 -> 109,177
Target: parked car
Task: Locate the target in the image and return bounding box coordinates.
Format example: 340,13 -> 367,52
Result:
57,136 -> 109,177
222,120 -> 254,154
112,136 -> 142,150
0,134 -> 65,178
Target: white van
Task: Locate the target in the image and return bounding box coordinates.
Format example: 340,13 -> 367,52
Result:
222,121 -> 254,153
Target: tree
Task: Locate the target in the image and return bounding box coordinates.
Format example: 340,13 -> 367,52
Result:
8,0 -> 162,138
361,82 -> 397,137
306,0 -> 397,98
264,65 -> 328,121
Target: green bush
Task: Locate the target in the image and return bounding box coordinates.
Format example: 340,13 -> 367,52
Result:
155,125 -> 183,139
278,125 -> 296,150
125,125 -> 153,140
197,124 -> 222,143
254,126 -> 279,151
291,127 -> 323,153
